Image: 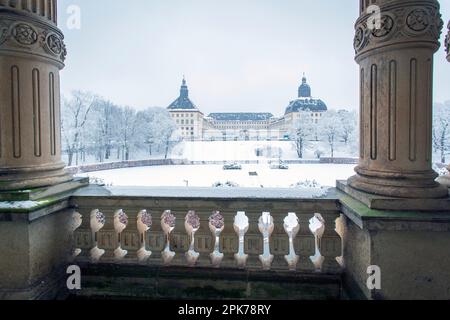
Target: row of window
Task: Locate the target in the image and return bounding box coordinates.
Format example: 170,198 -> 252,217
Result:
176,119 -> 195,125
172,113 -> 195,118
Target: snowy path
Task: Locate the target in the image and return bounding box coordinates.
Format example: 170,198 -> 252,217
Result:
79,164 -> 356,188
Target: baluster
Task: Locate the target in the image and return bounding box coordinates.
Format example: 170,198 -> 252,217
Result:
297,214 -> 315,271
113,209 -> 128,261
209,211 -> 224,268
70,211 -> 83,261
161,210 -> 176,265
320,213 -> 343,273
335,214 -> 346,268
234,211 -> 249,269
309,213 -> 325,271
90,209 -> 106,263
185,210 -> 200,267
137,210 -> 152,262
258,212 -> 274,270
283,212 -> 299,271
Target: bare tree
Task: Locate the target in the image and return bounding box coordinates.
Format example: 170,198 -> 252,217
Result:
290,112 -> 314,159
61,91 -> 99,166
433,102 -> 450,164
320,110 -> 342,158
338,110 -> 358,145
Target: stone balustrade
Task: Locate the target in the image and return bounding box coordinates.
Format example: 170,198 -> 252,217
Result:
69,186 -> 344,274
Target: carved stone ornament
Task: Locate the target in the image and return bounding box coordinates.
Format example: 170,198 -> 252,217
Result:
12,23 -> 38,45
406,8 -> 430,32
0,13 -> 67,64
354,2 -> 443,55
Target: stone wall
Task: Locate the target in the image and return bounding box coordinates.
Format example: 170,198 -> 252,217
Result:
66,158 -> 359,174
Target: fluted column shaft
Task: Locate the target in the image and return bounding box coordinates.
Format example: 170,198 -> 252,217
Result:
0,0 -> 71,190
349,0 -> 447,198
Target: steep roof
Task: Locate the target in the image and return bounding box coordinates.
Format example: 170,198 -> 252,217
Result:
167,78 -> 199,110
285,75 -> 328,114
285,98 -> 328,114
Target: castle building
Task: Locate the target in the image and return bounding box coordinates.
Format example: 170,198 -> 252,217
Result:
283,74 -> 328,134
167,75 -> 327,141
167,78 -> 204,140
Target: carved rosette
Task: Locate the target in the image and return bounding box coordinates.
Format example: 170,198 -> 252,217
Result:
0,13 -> 66,66
354,1 -> 443,59
446,21 -> 450,62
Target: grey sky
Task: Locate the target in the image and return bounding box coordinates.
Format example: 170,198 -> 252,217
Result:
58,0 -> 450,115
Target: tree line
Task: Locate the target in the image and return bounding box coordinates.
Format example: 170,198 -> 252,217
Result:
290,109 -> 359,159
61,91 -> 178,167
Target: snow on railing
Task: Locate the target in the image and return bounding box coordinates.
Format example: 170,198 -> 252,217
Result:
71,203 -> 344,273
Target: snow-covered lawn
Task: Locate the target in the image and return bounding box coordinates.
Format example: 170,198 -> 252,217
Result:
79,163 -> 356,188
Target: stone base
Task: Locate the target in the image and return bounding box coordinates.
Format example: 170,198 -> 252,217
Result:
0,163 -> 73,192
339,184 -> 450,300
337,180 -> 450,211
348,171 -> 449,200
0,178 -> 91,300
0,177 -> 89,202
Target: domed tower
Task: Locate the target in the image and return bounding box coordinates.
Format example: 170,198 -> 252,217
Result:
298,74 -> 312,98
180,77 -> 189,99
167,77 -> 205,140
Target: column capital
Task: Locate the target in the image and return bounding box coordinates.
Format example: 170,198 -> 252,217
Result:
0,1 -> 66,68
354,0 -> 443,60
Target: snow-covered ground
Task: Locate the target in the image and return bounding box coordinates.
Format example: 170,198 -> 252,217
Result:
79,163 -> 356,188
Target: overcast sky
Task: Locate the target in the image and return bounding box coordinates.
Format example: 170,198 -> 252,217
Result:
58,0 -> 450,115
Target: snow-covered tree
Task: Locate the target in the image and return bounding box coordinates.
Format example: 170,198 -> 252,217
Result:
87,99 -> 122,162
61,91 -> 100,166
338,110 -> 358,145
135,107 -> 177,157
319,110 -> 343,158
433,102 -> 450,164
290,112 -> 314,158
116,106 -> 140,161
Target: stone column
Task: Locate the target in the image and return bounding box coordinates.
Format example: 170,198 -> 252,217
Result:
348,0 -> 447,199
0,1 -> 72,191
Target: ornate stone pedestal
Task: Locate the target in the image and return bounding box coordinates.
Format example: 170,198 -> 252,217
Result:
0,2 -> 72,191
340,193 -> 450,300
